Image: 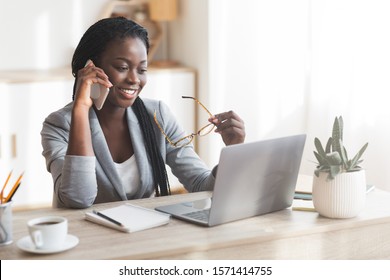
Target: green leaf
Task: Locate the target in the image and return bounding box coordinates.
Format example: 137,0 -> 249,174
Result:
343,146 -> 349,162
325,152 -> 342,166
332,117 -> 343,143
339,142 -> 348,167
314,151 -> 327,167
339,116 -> 344,141
318,165 -> 330,171
331,116 -> 344,159
329,165 -> 341,180
325,137 -> 332,153
349,143 -> 368,169
314,137 -> 326,158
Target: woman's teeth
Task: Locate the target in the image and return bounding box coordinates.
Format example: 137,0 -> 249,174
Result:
120,88 -> 137,95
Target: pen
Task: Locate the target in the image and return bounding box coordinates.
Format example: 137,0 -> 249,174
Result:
93,210 -> 125,227
5,182 -> 21,203
1,171 -> 13,203
4,172 -> 23,203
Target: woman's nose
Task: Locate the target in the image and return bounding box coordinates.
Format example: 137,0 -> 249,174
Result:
127,70 -> 140,84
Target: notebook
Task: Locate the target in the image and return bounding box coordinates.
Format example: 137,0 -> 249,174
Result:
155,134 -> 306,226
85,203 -> 170,233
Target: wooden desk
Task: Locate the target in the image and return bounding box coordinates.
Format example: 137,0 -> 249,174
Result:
1,190 -> 390,260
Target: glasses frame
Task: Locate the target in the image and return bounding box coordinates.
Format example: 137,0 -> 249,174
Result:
154,96 -> 215,147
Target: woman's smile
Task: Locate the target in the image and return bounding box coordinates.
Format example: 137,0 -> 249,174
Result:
116,86 -> 139,98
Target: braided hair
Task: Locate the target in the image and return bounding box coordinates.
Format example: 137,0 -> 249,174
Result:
71,17 -> 170,196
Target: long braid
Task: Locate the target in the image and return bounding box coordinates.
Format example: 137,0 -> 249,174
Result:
133,98 -> 170,196
70,17 -> 170,196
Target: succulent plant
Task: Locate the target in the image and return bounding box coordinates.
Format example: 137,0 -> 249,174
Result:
314,116 -> 368,180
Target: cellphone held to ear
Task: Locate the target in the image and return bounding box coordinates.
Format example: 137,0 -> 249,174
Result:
85,60 -> 110,110
90,83 -> 109,110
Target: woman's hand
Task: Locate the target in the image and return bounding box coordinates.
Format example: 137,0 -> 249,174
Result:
209,111 -> 246,146
74,60 -> 112,109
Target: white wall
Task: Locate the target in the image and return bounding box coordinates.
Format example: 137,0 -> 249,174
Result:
0,0 -> 203,72
170,0 -> 390,193
169,0 -> 211,160
207,0 -> 390,192
0,0 -> 110,70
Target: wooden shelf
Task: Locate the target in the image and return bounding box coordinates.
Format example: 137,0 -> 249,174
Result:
100,0 -> 162,63
0,65 -> 195,84
0,68 -> 73,84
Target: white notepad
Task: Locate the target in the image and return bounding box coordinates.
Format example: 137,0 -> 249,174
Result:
85,203 -> 170,233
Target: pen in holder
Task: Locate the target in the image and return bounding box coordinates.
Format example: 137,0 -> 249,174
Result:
1,171 -> 23,203
0,201 -> 13,246
0,170 -> 23,246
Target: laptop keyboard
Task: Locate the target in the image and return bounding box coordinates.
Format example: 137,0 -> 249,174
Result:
183,209 -> 210,222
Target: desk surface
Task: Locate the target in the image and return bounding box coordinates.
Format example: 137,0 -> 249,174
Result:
2,190 -> 390,260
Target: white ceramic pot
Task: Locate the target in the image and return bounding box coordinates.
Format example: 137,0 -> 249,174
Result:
312,170 -> 366,218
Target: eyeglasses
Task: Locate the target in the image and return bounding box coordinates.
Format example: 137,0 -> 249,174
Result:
154,96 -> 215,147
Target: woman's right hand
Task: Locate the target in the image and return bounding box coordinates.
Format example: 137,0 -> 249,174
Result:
74,60 -> 113,109
68,60 -> 113,157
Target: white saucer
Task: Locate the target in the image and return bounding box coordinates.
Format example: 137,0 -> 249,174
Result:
17,234 -> 79,254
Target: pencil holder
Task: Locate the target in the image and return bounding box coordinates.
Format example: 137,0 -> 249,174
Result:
0,201 -> 13,246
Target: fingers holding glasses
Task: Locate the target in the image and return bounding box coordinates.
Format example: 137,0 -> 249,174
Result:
156,96 -> 246,147
209,111 -> 246,146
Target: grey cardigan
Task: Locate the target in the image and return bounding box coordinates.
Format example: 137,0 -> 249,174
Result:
41,98 -> 215,208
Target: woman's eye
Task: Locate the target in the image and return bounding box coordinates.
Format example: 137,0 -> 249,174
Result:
117,66 -> 128,71
138,69 -> 147,74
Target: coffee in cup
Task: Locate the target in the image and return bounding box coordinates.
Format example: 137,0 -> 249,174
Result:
27,216 -> 67,250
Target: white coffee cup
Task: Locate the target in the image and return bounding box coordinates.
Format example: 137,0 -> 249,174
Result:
27,216 -> 67,250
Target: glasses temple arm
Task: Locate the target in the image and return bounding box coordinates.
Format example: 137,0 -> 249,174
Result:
182,96 -> 213,117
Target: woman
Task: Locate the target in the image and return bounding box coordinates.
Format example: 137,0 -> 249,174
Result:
41,17 -> 245,208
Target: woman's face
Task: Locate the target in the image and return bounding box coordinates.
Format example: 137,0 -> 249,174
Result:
98,36 -> 148,108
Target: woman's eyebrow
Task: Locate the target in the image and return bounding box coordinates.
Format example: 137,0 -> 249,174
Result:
114,57 -> 147,65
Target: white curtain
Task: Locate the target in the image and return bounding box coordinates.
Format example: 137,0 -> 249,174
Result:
206,0 -> 390,191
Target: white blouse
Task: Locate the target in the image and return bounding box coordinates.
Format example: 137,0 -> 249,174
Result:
114,155 -> 140,197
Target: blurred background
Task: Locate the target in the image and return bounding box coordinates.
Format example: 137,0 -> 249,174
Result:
1,0 -> 390,209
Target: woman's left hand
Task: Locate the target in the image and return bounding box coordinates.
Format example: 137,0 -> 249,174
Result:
209,111 -> 246,146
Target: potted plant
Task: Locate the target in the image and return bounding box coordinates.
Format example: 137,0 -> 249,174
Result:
312,116 -> 368,218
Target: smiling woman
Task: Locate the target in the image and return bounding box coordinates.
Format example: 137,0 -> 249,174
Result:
40,17 -> 246,209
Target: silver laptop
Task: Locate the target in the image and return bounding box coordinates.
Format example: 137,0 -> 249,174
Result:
155,134 -> 306,226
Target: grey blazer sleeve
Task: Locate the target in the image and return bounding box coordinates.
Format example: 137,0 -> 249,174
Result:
41,104 -> 98,208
